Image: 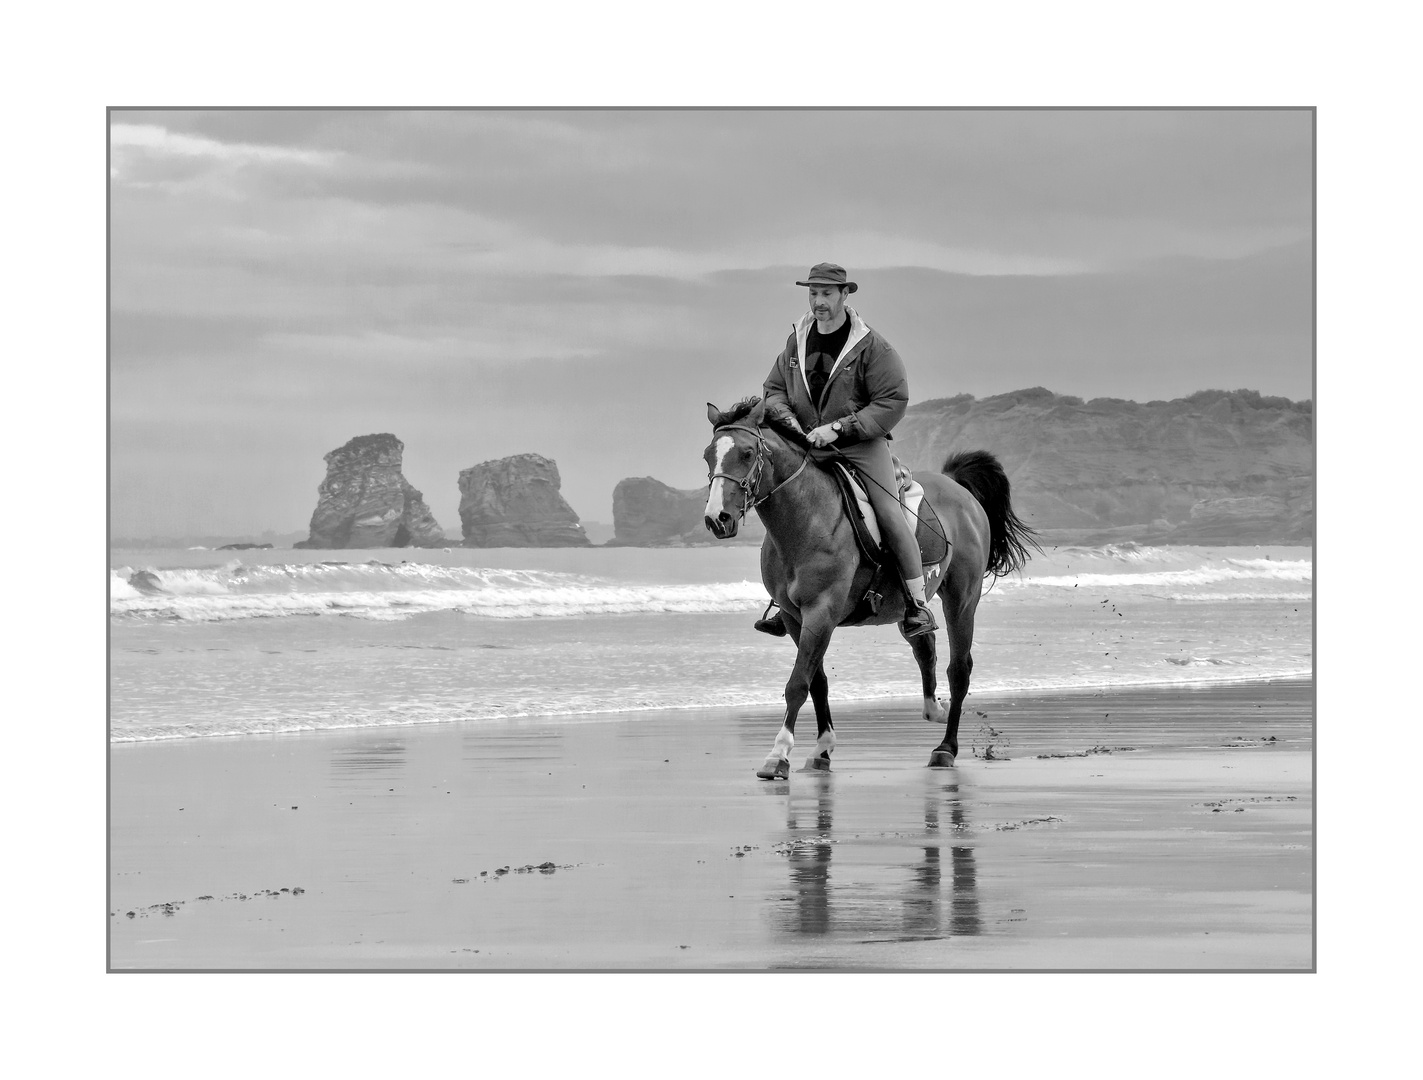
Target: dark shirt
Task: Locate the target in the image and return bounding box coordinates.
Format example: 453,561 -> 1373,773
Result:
805,316 -> 853,408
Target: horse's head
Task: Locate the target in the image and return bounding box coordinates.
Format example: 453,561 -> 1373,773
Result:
703,397 -> 769,539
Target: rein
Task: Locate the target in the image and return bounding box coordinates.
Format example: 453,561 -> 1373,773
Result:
709,423 -> 810,523
711,423 -> 952,550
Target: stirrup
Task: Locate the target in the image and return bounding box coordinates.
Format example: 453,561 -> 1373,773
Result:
901,598 -> 938,637
753,601 -> 787,637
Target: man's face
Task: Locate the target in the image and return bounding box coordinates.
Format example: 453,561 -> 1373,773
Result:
808,284 -> 847,323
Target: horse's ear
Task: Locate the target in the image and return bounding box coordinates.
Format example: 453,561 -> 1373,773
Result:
706,402 -> 725,427
749,397 -> 767,425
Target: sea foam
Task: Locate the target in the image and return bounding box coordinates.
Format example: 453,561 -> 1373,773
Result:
109,547 -> 1312,621
109,561 -> 770,621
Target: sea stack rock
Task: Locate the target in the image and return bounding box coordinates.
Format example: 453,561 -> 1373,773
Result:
609,478 -> 707,545
457,453 -> 590,547
295,434 -> 446,549
609,477 -> 767,546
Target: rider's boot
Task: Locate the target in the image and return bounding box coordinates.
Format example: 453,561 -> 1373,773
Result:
900,575 -> 938,637
753,603 -> 787,637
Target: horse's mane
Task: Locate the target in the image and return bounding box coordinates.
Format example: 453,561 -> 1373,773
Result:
712,395 -> 761,427
710,395 -> 812,451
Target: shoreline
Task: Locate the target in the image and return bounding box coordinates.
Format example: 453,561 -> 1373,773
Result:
110,678 -> 1313,970
109,671 -> 1313,745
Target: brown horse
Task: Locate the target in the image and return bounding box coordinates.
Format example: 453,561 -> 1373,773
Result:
703,397 -> 1037,778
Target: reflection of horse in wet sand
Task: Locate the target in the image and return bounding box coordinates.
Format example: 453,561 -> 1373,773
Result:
704,397 -> 1037,776
782,781 -> 836,936
774,776 -> 981,944
907,780 -> 981,939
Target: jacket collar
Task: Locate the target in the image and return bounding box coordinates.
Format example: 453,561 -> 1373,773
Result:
793,306 -> 871,398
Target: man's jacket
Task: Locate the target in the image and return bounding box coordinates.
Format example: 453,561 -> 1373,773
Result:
761,306 -> 909,444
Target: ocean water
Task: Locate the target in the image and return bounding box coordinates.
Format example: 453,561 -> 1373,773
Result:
109,543 -> 1312,742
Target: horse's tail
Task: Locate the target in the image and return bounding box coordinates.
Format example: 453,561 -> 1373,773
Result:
942,450 -> 1042,578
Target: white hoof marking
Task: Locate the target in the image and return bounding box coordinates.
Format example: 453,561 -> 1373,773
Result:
770,725 -> 794,761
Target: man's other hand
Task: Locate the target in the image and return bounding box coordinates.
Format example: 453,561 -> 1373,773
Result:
807,424 -> 840,448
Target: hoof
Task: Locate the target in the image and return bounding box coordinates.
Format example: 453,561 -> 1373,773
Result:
800,754 -> 831,773
756,757 -> 790,780
927,750 -> 956,768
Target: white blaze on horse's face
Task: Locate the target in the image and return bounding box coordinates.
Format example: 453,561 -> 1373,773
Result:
704,435 -> 736,522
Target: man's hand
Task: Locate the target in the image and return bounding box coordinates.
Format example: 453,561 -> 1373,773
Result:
807,424 -> 840,448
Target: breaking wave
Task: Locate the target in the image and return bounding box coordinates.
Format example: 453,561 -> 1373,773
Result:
109,561 -> 768,622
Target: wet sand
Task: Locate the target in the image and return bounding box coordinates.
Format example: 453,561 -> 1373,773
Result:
109,678 -> 1312,970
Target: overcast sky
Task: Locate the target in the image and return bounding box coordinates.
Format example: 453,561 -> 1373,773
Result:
109,109 -> 1312,538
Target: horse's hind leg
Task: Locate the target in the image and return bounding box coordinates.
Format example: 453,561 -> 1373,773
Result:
804,661 -> 835,771
930,600 -> 977,766
908,630 -> 948,727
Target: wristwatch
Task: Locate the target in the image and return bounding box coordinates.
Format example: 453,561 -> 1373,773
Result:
831,421 -> 843,434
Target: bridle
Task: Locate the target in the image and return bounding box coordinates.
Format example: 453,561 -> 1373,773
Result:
708,423 -> 810,524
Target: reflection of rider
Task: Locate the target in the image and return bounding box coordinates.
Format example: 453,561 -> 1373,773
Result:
759,262 -> 937,638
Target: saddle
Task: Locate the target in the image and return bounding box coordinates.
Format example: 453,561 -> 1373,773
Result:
827,459 -> 950,626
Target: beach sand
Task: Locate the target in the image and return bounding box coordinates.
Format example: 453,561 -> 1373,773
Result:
109,678 -> 1312,971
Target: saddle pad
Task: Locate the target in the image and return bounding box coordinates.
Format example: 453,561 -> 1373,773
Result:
836,464 -> 924,548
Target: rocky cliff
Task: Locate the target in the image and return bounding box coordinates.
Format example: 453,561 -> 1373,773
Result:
891,388 -> 1312,544
295,434 -> 447,549
458,453 -> 591,547
608,477 -> 766,546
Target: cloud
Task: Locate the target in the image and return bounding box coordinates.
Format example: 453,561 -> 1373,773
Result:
111,122 -> 338,166
261,328 -> 603,365
117,110 -> 1311,269
109,122 -> 342,193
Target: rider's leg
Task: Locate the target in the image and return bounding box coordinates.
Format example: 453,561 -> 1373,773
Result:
854,441 -> 937,636
753,599 -> 787,636
866,481 -> 933,613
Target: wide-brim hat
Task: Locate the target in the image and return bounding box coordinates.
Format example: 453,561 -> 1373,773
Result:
795,262 -> 858,293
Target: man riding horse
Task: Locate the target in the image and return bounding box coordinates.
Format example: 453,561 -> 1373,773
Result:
755,262 -> 938,639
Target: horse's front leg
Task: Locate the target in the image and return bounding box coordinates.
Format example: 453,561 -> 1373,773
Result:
756,606 -> 835,780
